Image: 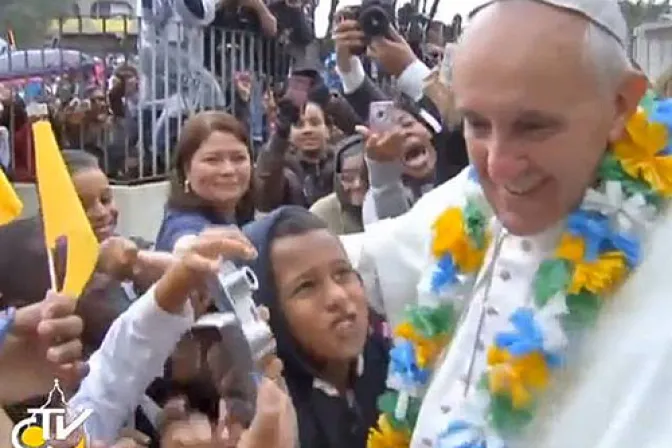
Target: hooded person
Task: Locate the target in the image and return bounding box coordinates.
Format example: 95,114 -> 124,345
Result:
242,206 -> 389,448
310,135 -> 368,235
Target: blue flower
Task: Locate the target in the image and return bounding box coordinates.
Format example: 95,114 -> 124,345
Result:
567,210 -> 640,266
436,420 -> 488,448
652,98 -> 672,155
389,341 -> 431,387
468,166 -> 480,182
494,309 -> 563,368
431,255 -> 458,293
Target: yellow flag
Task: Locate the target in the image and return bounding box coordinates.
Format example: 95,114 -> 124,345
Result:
33,121 -> 99,298
0,169 -> 22,225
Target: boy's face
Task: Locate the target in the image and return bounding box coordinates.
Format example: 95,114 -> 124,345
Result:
270,229 -> 369,364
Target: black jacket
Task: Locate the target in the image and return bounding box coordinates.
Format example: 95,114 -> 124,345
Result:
243,206 -> 389,448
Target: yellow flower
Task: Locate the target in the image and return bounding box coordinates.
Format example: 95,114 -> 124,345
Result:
395,322 -> 449,368
487,347 -> 550,409
567,251 -> 628,295
555,233 -> 586,262
613,109 -> 672,196
431,207 -> 487,273
367,415 -> 411,448
556,234 -> 628,295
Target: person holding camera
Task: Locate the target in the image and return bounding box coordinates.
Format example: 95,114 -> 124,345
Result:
332,10 -> 468,224
255,78 -> 334,211
206,0 -> 277,37
70,228 -> 298,448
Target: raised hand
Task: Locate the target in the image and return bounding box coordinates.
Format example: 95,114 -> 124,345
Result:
356,124 -> 406,163
13,290 -> 86,386
0,291 -> 86,404
155,227 -> 257,314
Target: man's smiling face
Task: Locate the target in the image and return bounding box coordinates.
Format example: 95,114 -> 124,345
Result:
452,1 -> 644,235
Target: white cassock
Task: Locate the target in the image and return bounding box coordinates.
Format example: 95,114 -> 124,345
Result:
342,168 -> 672,448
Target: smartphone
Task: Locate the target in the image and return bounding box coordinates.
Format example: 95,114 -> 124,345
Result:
285,75 -> 312,109
368,100 -> 396,133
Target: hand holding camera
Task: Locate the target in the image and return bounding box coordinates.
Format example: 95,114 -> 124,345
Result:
368,27 -> 417,77
333,17 -> 365,72
155,227 -> 257,314
163,294 -> 292,448
274,75 -> 312,137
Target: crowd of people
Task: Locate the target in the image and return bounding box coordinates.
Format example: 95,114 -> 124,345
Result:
2,0 -> 672,447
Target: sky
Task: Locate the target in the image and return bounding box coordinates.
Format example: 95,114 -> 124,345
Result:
313,0 -> 484,38
313,0 -> 672,38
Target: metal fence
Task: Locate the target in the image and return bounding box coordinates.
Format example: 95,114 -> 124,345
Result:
632,21 -> 672,84
0,16 -> 292,184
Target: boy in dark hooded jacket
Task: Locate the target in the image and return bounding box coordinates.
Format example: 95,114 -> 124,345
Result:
243,206 -> 389,448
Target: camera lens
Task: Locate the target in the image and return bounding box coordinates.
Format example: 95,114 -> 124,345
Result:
359,5 -> 390,37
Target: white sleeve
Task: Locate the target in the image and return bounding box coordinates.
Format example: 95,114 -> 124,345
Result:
69,287 -> 194,444
342,168 -> 470,327
336,56 -> 367,94
396,59 -> 431,102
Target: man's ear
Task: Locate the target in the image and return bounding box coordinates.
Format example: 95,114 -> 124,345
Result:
608,71 -> 649,143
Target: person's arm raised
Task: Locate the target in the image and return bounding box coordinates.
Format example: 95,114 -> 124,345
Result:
70,228 -> 257,444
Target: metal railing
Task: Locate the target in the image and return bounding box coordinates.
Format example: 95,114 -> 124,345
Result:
632,20 -> 672,85
0,16 -> 291,184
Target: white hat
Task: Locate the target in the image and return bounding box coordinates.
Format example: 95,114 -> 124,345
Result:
470,0 -> 628,48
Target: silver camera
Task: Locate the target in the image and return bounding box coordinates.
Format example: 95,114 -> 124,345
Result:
194,260 -> 276,362
186,260 -> 275,425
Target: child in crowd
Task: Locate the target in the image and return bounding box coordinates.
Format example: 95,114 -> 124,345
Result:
243,206 -> 389,448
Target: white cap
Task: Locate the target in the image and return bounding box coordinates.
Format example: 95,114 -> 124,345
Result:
470,0 -> 628,48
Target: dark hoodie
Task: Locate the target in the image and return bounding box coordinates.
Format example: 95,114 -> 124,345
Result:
242,206 -> 389,448
334,135 -> 366,226
310,135 -> 366,235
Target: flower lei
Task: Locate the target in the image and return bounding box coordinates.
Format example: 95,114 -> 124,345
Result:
367,94 -> 672,448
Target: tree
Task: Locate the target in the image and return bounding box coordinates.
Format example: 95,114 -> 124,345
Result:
620,0 -> 671,33
0,0 -> 69,47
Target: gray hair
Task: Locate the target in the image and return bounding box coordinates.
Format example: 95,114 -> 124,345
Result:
583,21 -> 634,96
464,0 -> 634,96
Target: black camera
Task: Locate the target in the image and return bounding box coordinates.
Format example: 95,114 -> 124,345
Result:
340,0 -> 395,56
358,0 -> 395,38
340,0 -> 395,53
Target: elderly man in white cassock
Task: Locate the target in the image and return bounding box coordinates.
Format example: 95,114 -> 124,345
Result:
342,0 -> 672,447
